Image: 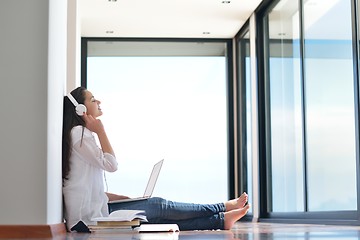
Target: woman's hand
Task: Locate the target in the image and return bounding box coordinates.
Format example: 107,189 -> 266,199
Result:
82,114 -> 105,134
83,113 -> 115,156
106,192 -> 131,201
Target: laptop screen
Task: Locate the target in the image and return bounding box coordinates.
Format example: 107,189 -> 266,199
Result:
143,159 -> 164,197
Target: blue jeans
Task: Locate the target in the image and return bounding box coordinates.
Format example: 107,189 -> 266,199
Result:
108,197 -> 225,230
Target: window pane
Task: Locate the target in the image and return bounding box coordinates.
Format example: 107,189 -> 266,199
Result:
86,41 -> 229,204
268,0 -> 305,212
238,30 -> 253,213
245,32 -> 253,214
303,0 -> 357,211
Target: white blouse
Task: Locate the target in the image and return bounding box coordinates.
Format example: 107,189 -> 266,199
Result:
62,126 -> 118,231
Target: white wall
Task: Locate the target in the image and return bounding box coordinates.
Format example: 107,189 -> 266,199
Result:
0,0 -> 66,225
67,0 -> 81,92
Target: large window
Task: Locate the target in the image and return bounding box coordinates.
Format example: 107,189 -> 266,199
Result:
267,0 -> 304,212
83,40 -> 232,204
303,0 -> 356,211
262,0 -> 358,219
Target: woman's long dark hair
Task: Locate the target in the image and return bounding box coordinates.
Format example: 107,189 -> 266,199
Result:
62,87 -> 87,180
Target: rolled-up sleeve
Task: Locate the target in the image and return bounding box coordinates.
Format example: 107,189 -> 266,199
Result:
71,126 -> 118,172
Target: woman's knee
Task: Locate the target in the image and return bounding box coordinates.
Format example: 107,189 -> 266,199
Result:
149,197 -> 167,205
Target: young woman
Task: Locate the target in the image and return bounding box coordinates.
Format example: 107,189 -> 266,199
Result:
62,86 -> 250,232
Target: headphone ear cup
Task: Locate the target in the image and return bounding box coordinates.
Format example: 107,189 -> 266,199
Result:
75,104 -> 87,116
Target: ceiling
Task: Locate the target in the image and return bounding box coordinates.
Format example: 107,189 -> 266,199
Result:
79,0 -> 263,39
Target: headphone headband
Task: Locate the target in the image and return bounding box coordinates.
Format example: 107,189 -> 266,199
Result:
67,93 -> 79,106
67,93 -> 87,116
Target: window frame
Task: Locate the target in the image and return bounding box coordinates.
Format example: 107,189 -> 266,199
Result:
80,37 -> 237,200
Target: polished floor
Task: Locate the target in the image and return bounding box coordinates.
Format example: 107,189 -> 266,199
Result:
62,222 -> 360,240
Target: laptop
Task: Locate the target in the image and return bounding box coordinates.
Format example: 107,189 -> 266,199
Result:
109,159 -> 164,204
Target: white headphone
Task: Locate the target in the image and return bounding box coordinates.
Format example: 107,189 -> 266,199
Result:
67,93 -> 87,116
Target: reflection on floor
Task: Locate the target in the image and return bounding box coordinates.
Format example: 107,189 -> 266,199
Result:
64,222 -> 360,240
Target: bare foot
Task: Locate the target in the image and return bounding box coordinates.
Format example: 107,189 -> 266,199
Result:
224,204 -> 251,230
225,192 -> 248,211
